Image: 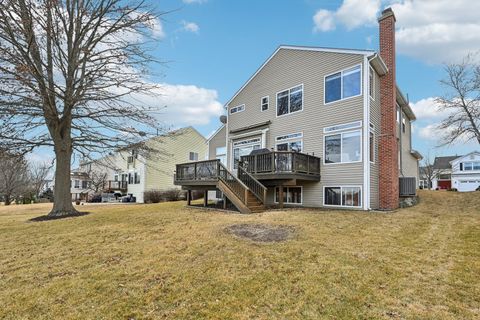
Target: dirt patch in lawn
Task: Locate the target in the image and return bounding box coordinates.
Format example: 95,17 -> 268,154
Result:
225,223 -> 296,243
29,211 -> 90,222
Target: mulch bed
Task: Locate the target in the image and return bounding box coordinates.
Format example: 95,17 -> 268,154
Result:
29,212 -> 90,222
225,223 -> 296,243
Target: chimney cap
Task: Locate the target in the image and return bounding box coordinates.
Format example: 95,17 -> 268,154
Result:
378,7 -> 396,22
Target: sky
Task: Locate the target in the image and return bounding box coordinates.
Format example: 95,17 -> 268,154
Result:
30,0 -> 480,164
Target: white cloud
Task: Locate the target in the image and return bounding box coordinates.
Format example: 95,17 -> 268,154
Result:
312,0 -> 480,63
182,21 -> 200,33
132,83 -> 223,127
313,10 -> 335,32
409,97 -> 452,120
151,18 -> 166,39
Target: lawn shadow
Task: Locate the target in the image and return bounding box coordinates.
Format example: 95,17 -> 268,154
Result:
29,212 -> 90,222
225,223 -> 296,243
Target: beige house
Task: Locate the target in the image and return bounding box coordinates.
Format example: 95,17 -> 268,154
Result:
175,8 -> 421,213
75,126 -> 207,203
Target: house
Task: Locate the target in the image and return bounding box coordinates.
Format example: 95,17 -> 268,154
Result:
72,126 -> 207,202
174,8 -> 422,212
430,155 -> 458,190
450,152 -> 480,192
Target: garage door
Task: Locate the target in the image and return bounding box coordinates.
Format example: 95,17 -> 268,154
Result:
457,180 -> 480,192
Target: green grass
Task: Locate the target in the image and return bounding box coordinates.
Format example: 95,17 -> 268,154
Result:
0,190 -> 479,319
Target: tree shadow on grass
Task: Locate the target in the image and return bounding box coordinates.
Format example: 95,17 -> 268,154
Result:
29,212 -> 90,222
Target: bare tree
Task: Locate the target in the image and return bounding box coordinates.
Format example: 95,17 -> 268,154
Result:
436,53 -> 480,145
87,170 -> 108,194
420,154 -> 436,190
0,152 -> 30,205
29,161 -> 53,198
0,0 -> 165,216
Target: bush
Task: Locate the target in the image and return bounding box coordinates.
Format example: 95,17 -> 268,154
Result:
144,189 -> 187,203
447,188 -> 458,192
476,186 -> 480,191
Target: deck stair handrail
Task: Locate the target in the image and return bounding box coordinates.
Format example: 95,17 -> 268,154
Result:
218,162 -> 250,204
238,163 -> 267,204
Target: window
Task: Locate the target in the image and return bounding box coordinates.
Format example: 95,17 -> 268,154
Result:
128,173 -> 133,184
134,172 -> 141,184
462,162 -> 480,171
230,104 -> 245,114
276,84 -> 303,116
189,152 -> 199,161
402,118 -> 406,133
216,146 -> 226,164
274,187 -> 302,204
261,96 -> 269,111
74,180 -> 80,188
396,105 -> 400,123
232,138 -> 261,169
82,180 -> 88,189
275,132 -> 303,152
325,65 -> 361,103
369,131 -> 375,163
369,67 -> 374,99
324,186 -> 361,207
325,130 -> 361,163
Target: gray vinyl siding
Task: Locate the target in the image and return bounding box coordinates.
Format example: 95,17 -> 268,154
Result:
208,126 -> 226,160
227,49 -> 366,208
369,68 -> 381,209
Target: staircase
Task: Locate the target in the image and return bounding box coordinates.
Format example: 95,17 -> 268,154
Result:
218,162 -> 267,214
174,159 -> 268,214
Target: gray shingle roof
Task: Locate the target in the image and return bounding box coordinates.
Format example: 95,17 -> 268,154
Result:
433,156 -> 460,170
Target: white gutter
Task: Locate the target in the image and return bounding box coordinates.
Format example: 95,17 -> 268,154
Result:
363,56 -> 371,210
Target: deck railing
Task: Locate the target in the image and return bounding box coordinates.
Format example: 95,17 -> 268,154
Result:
240,151 -> 321,176
107,180 -> 128,191
175,159 -> 220,182
238,164 -> 267,203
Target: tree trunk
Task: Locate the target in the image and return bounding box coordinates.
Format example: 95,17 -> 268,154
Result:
4,194 -> 11,206
49,141 -> 78,217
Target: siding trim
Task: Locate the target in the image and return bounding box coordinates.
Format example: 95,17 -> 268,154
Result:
363,55 -> 371,210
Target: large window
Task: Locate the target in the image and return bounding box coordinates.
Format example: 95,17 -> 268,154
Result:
324,186 -> 361,207
275,132 -> 303,152
277,84 -> 303,116
232,138 -> 261,169
325,130 -> 361,164
274,187 -> 302,204
230,104 -> 245,114
325,65 -> 361,104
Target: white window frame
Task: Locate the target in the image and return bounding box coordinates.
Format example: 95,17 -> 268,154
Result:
324,64 -> 362,105
74,179 -> 80,189
396,104 -> 401,123
260,96 -> 269,112
275,132 -> 304,152
276,84 -> 304,118
402,117 -> 406,133
323,129 -> 362,165
324,120 -> 362,134
323,185 -> 362,208
369,123 -> 375,164
230,104 -> 245,115
369,66 -> 375,100
274,186 -> 303,205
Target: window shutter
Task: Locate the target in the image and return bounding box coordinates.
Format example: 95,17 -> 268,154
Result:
460,163 -> 463,171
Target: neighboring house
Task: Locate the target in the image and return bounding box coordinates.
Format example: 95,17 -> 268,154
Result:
70,170 -> 91,201
72,126 -> 207,202
450,152 -> 480,192
430,155 -> 458,190
175,8 -> 422,212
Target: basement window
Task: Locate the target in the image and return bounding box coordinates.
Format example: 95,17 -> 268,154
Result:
274,186 -> 302,204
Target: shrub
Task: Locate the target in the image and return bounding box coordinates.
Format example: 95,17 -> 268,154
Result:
447,188 -> 458,192
144,189 -> 188,203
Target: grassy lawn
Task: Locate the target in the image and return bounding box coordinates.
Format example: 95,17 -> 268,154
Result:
0,191 -> 479,319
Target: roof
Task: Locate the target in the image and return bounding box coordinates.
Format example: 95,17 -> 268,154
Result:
433,156 -> 460,170
448,151 -> 480,164
396,85 -> 416,121
206,124 -> 225,143
225,45 -> 379,107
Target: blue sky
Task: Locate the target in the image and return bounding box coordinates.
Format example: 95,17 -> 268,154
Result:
30,0 -> 480,164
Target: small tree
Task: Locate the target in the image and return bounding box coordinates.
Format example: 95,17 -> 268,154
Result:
0,0 -> 165,217
0,152 -> 30,205
88,170 -> 109,194
436,53 -> 480,145
29,161 -> 52,199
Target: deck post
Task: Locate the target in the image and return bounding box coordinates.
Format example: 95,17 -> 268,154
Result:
279,185 -> 284,208
187,190 -> 191,206
203,190 -> 208,207
223,194 -> 227,209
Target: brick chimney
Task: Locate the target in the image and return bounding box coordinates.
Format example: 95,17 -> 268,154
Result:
378,8 -> 399,210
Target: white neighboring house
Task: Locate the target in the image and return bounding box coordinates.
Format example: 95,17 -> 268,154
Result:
450,151 -> 480,192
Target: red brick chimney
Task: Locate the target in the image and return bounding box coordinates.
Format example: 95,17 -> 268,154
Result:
378,8 -> 399,210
